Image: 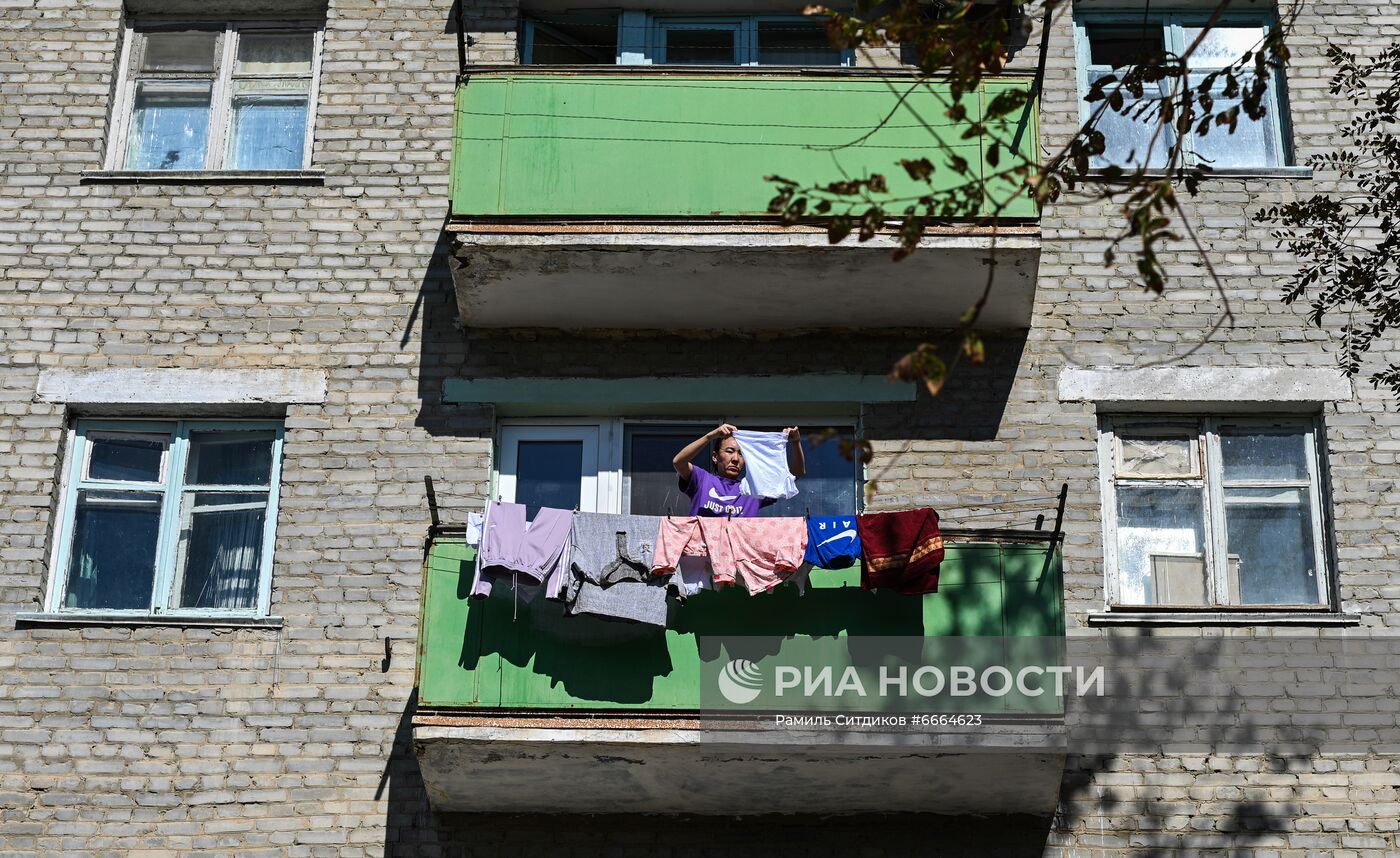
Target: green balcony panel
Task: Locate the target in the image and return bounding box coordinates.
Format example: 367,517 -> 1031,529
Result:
451,71 -> 1039,219
417,534 -> 1065,712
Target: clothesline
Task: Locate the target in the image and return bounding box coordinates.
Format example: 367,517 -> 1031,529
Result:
464,501 -> 955,628
424,477 -> 1071,548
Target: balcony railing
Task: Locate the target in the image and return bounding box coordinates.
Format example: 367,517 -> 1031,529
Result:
449,68 -> 1039,220
415,531 -> 1065,713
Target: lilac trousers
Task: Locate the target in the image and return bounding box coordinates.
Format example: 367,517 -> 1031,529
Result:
471,501 -> 573,599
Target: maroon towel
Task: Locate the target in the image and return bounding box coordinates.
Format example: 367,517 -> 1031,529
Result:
856,509 -> 944,594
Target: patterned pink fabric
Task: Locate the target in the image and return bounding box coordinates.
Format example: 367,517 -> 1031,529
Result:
653,516 -> 807,595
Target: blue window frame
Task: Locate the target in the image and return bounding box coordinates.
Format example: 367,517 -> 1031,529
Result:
49,419 -> 285,618
1073,11 -> 1291,169
522,13 -> 853,67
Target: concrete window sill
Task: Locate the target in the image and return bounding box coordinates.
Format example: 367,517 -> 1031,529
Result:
14,611 -> 285,629
1084,166 -> 1313,182
1086,610 -> 1361,627
80,169 -> 325,185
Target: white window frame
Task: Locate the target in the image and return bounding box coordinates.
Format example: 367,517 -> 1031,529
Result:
494,417 -> 861,514
1098,415 -> 1331,609
46,418 -> 286,618
1072,11 -> 1291,169
498,423 -> 612,512
105,19 -> 324,171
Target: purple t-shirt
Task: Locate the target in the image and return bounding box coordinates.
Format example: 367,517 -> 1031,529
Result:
682,465 -> 775,517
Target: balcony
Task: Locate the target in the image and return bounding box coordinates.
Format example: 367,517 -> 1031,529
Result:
450,69 -> 1037,220
446,68 -> 1041,331
412,528 -> 1066,816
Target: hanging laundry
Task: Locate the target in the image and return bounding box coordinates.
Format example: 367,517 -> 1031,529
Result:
471,502 -> 573,600
465,511 -> 484,546
856,508 -> 944,595
653,516 -> 807,595
673,555 -> 713,600
804,515 -> 861,569
731,429 -> 799,501
566,513 -> 669,627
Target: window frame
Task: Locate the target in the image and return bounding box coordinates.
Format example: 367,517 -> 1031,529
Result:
1097,415 -> 1331,610
652,17 -> 744,65
494,417 -> 862,515
105,19 -> 324,172
47,418 -> 286,618
1072,10 -> 1291,170
521,13 -> 854,67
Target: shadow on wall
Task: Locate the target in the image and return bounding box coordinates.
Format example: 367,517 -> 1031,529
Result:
407,224 -> 491,438
863,331 -> 1028,443
409,227 -> 1029,445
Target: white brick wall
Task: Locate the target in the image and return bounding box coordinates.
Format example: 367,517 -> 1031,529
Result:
0,0 -> 1396,854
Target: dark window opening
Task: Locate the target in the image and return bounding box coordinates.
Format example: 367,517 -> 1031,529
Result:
756,20 -> 842,66
1086,25 -> 1166,68
663,27 -> 737,64
526,15 -> 619,64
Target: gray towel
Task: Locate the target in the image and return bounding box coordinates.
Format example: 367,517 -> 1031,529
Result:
567,513 -> 669,627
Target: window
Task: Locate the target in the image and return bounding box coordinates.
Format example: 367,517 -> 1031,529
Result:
1074,13 -> 1288,169
1099,417 -> 1330,609
655,19 -> 744,65
523,14 -> 620,64
109,21 -> 321,171
49,420 -> 285,616
523,13 -> 850,67
497,420 -> 860,517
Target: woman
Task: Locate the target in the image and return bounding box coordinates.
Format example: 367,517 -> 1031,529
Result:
672,423 -> 805,517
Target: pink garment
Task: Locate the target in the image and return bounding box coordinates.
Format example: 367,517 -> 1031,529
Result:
653,516 -> 807,595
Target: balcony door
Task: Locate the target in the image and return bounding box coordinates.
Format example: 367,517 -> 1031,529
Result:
497,425 -> 609,516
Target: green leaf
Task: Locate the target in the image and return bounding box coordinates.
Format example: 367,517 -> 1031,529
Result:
962,331 -> 986,364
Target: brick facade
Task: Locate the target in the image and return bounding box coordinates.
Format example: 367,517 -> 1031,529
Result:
0,0 -> 1396,855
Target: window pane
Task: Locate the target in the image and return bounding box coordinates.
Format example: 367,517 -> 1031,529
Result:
516,440 -> 583,516
756,21 -> 842,66
64,491 -> 161,610
1088,69 -> 1168,169
1115,486 -> 1207,605
1219,428 -> 1307,482
663,28 -> 737,64
186,430 -> 276,485
624,425 -> 857,517
124,81 -> 212,170
140,31 -> 218,72
226,95 -> 308,169
761,430 -> 857,518
1118,434 -> 1196,477
626,429 -> 707,516
1224,487 -> 1319,605
1188,74 -> 1278,168
174,492 -> 267,611
236,32 -> 314,75
87,432 -> 167,482
1086,25 -> 1165,68
527,16 -> 619,64
1181,25 -> 1264,69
